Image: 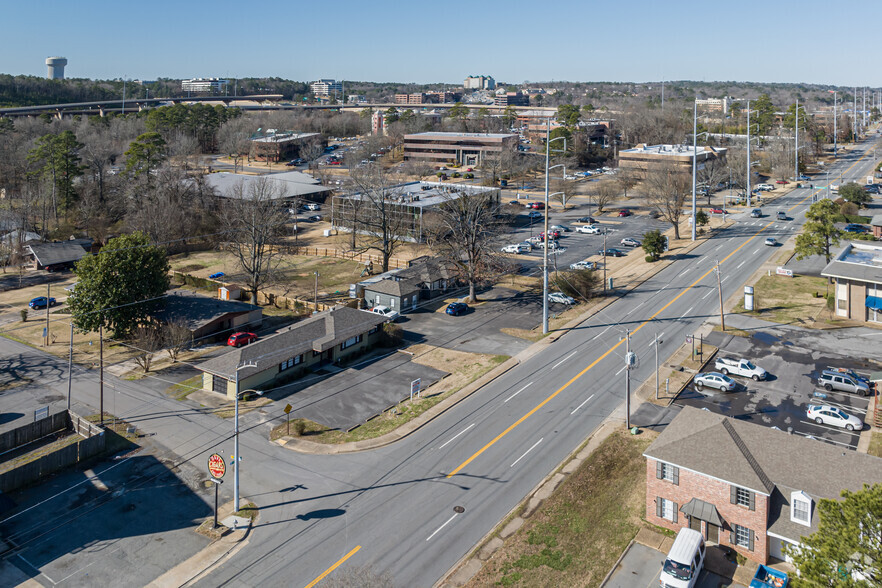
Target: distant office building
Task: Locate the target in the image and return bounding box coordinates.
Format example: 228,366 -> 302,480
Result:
181,78 -> 229,93
45,57 -> 67,80
311,79 -> 343,97
695,96 -> 735,115
403,132 -> 518,166
618,144 -> 727,176
372,111 -> 385,136
347,94 -> 367,104
494,91 -> 529,107
249,131 -> 324,162
464,75 -> 496,91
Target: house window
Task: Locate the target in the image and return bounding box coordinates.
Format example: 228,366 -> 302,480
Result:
735,487 -> 751,507
340,334 -> 363,350
369,326 -> 379,335
279,354 -> 302,372
793,499 -> 809,523
661,498 -> 675,521
657,462 -> 678,485
734,524 -> 752,550
791,491 -> 812,526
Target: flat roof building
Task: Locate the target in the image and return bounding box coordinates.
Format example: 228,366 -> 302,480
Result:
249,131 -> 324,162
403,131 -> 518,166
311,79 -> 343,97
618,144 -> 727,175
822,241 -> 882,324
205,171 -> 331,203
494,92 -> 529,107
464,75 -> 495,90
181,78 -> 229,94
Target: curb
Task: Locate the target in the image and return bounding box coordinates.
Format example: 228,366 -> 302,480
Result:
598,539 -> 635,588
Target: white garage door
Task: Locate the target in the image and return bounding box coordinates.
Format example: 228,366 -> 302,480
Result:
768,536 -> 795,563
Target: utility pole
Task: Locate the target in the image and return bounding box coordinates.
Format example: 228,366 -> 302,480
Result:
691,100 -> 697,241
625,330 -> 632,429
313,271 -> 320,312
99,324 -> 104,425
795,99 -> 799,183
67,322 -> 73,411
747,100 -> 752,208
602,231 -> 607,292
655,332 -> 660,400
715,260 -> 725,332
44,283 -> 50,346
542,118 -> 550,334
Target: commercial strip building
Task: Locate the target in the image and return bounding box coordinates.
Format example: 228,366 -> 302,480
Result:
249,131 -> 324,162
618,143 -> 727,175
822,241 -> 882,323
645,406 -> 882,565
181,78 -> 229,94
402,132 -> 518,166
310,79 -> 343,97
197,306 -> 387,399
331,181 -> 500,243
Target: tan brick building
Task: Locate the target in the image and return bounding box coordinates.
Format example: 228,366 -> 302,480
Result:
402,132 -> 518,166
645,406 -> 882,565
822,241 -> 882,324
618,144 -> 727,176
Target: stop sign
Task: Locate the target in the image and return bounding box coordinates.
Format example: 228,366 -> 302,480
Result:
208,453 -> 226,479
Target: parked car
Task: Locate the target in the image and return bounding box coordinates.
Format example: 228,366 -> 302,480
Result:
775,179 -> 789,185
776,211 -> 787,220
617,209 -> 632,217
548,291 -> 576,305
530,202 -> 545,210
756,184 -> 775,191
806,405 -> 864,431
844,223 -> 868,233
750,208 -> 763,218
693,371 -> 736,392
714,357 -> 767,381
304,203 -> 321,211
620,237 -> 641,248
445,302 -> 469,316
569,260 -> 596,270
596,248 -> 625,257
817,369 -> 870,396
864,184 -> 880,194
28,296 -> 57,309
308,215 -> 323,222
797,174 -> 811,181
575,224 -> 601,234
824,367 -> 869,386
576,216 -> 597,224
227,332 -> 258,347
540,230 -> 561,240
528,210 -> 543,219
710,208 -> 727,215
764,237 -> 777,246
209,272 -> 225,280
502,243 -> 531,254
550,224 -> 571,232
369,306 -> 400,322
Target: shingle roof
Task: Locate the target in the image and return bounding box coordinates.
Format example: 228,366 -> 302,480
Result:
363,278 -> 420,297
27,242 -> 89,266
398,257 -> 457,284
197,306 -> 386,379
645,406 -> 882,539
152,291 -> 259,331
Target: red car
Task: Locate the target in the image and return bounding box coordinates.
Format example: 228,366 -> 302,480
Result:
228,332 -> 258,347
710,208 -> 728,214
775,180 -> 789,185
618,209 -> 631,217
540,230 -> 561,240
530,202 -> 545,210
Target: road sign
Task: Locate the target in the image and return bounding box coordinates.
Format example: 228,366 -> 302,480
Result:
410,378 -> 421,401
685,335 -> 693,344
776,267 -> 794,277
208,452 -> 226,479
284,404 -> 293,414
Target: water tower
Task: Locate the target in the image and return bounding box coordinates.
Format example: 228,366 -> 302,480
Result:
46,57 -> 68,80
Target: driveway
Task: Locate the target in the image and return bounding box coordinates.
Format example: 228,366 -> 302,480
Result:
675,328 -> 873,450
605,542 -> 746,588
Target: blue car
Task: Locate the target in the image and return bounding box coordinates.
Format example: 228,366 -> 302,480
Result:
445,302 -> 469,316
29,296 -> 57,309
844,224 -> 868,233
209,272 -> 225,279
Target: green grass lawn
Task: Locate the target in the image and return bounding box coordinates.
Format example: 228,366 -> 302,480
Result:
734,274 -> 830,325
869,432 -> 882,459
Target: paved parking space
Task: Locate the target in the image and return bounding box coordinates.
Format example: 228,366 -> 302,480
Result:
605,542 -> 745,588
676,331 -> 873,450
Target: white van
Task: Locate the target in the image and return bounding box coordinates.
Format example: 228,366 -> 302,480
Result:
659,528 -> 705,588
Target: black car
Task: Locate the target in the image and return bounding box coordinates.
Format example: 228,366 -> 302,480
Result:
577,216 -> 597,224
597,248 -> 625,257
307,215 -> 323,222
864,184 -> 880,194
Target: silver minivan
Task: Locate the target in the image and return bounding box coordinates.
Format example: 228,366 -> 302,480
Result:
817,370 -> 870,396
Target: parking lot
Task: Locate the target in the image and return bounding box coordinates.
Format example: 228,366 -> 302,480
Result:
605,542 -> 745,588
675,330 -> 873,450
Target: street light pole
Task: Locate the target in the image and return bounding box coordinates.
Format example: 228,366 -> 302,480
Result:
747,100 -> 752,208
625,330 -> 631,429
715,260 -> 725,332
691,100 -> 698,241
542,120 -> 566,334
233,361 -> 257,512
830,90 -> 838,158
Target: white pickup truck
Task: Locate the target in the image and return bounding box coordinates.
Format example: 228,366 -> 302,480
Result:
714,357 -> 767,381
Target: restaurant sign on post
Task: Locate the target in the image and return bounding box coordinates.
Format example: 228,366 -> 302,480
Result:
208,452 -> 226,479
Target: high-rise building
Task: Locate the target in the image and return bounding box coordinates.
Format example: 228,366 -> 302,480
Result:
311,79 -> 343,96
464,75 -> 495,91
45,57 -> 67,80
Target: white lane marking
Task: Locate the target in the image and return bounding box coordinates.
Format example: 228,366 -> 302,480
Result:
570,394 -> 595,415
736,261 -> 746,269
799,421 -> 862,436
677,268 -> 690,278
680,306 -> 694,319
17,554 -> 55,584
646,332 -> 665,348
754,249 -> 761,255
505,382 -> 533,403
552,350 -> 579,370
426,513 -> 459,541
701,288 -> 713,300
794,430 -> 857,447
511,438 -> 544,468
633,299 -> 645,310
439,424 -> 475,449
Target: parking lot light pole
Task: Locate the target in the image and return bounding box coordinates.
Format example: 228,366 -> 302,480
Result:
233,362 -> 257,512
543,119 -> 567,335
794,100 -> 807,183
829,90 -> 838,158
690,101 -> 711,241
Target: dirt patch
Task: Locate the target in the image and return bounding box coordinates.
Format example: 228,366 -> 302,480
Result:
466,429 -> 655,587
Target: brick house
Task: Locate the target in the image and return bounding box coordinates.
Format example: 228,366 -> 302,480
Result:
821,241 -> 882,324
645,406 -> 882,565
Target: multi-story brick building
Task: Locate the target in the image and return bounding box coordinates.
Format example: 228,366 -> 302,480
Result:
402,132 -> 518,166
618,143 -> 727,176
645,406 -> 882,565
822,241 -> 882,324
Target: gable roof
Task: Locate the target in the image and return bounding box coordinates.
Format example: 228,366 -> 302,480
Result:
151,291 -> 260,332
645,406 -> 882,500
398,257 -> 458,284
197,306 -> 386,380
363,278 -> 420,297
27,242 -> 89,266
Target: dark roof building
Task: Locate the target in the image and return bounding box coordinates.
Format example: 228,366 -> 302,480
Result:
152,291 -> 262,343
27,241 -> 90,270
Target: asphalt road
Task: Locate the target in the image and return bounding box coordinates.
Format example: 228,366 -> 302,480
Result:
1,135 -> 880,586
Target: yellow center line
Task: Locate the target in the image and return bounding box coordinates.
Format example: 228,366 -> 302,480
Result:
447,140 -> 882,479
786,141 -> 880,212
304,545 -> 361,588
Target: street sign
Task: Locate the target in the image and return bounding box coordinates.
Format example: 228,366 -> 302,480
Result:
284,404 -> 293,414
776,267 -> 794,277
410,378 -> 421,401
685,335 -> 693,344
208,452 -> 226,479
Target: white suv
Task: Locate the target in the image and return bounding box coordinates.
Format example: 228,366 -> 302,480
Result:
575,224 -> 601,234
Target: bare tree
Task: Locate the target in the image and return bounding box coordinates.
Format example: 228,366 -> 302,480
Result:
696,154 -> 729,206
220,177 -> 289,303
615,168 -> 640,199
163,320 -> 192,362
425,189 -> 504,302
342,165 -> 410,272
131,325 -> 162,373
590,180 -> 619,214
643,162 -> 691,239
218,118 -> 255,173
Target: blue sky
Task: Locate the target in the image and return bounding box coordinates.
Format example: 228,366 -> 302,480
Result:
2,0 -> 879,86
